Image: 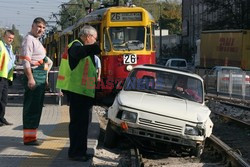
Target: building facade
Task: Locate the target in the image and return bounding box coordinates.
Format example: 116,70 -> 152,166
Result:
181,0 -> 250,59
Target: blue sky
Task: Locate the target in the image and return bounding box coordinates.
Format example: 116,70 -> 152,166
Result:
0,0 -> 182,36
0,0 -> 69,36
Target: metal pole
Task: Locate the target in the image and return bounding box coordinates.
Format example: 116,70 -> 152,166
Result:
159,5 -> 162,60
160,16 -> 162,59
89,3 -> 92,13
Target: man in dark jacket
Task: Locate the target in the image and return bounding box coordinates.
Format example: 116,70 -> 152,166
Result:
57,25 -> 101,161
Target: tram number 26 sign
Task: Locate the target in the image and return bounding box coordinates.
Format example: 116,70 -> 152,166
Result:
111,12 -> 142,22
123,54 -> 137,64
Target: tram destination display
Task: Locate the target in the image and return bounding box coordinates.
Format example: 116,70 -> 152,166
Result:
111,12 -> 142,21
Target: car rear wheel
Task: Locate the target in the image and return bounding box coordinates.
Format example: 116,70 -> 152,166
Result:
104,120 -> 119,148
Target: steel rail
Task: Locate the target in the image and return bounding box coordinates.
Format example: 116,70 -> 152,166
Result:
213,112 -> 250,128
209,135 -> 250,167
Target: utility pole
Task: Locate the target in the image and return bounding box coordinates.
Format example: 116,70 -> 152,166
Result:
143,1 -> 163,61
159,4 -> 162,60
113,0 -> 119,6
87,0 -> 94,13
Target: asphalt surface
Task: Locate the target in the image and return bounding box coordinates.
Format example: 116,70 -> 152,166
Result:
0,95 -> 100,167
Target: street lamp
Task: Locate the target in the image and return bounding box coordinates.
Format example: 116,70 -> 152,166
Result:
87,0 -> 94,13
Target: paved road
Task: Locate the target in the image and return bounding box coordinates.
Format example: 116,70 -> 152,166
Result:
0,100 -> 100,167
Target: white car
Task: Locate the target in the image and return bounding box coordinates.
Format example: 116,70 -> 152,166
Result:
165,58 -> 188,70
203,66 -> 250,89
104,64 -> 213,157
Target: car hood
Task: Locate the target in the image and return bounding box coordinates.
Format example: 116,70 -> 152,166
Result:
117,91 -> 211,123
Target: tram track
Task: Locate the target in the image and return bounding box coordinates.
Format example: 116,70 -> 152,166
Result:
208,135 -> 250,167
127,134 -> 250,167
206,94 -> 250,110
94,103 -> 250,167
206,96 -> 250,166
93,89 -> 250,166
209,113 -> 250,166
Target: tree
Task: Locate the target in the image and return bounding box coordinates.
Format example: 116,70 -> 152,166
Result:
59,0 -> 87,29
134,0 -> 182,34
161,0 -> 182,34
59,0 -> 101,29
58,0 -> 182,34
11,25 -> 23,55
201,0 -> 250,30
133,0 -> 160,20
0,25 -> 22,55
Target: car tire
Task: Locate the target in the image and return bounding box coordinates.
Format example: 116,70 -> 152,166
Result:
191,144 -> 204,158
104,120 -> 118,148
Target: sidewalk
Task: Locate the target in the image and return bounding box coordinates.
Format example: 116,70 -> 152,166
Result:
0,101 -> 100,167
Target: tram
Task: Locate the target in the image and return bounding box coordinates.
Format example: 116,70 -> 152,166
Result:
46,5 -> 156,97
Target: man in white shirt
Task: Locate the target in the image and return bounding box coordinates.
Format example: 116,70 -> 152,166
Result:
94,55 -> 101,82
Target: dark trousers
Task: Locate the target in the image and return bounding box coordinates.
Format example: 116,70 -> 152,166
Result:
0,77 -> 8,123
68,92 -> 94,158
23,69 -> 46,129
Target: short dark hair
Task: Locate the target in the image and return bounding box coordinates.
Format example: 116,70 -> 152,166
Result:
4,30 -> 15,36
33,17 -> 46,25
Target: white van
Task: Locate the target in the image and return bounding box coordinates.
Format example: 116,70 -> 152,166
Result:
165,58 -> 188,70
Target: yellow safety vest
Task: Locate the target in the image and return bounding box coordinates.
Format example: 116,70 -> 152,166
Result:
56,40 -> 96,97
0,40 -> 14,81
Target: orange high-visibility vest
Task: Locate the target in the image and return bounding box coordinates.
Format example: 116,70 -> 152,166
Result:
56,40 -> 96,97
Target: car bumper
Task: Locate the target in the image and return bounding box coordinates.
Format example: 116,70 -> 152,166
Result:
110,120 -> 204,148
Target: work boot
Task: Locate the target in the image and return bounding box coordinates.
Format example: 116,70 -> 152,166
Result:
24,140 -> 41,146
68,154 -> 92,162
2,119 -> 13,126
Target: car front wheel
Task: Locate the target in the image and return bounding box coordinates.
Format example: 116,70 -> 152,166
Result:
104,120 -> 119,148
191,143 -> 204,158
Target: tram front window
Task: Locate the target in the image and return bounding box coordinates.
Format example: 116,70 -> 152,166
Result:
109,27 -> 145,51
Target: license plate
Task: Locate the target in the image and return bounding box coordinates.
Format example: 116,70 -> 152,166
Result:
123,54 -> 137,64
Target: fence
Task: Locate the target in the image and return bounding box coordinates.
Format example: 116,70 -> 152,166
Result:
196,68 -> 250,100
9,67 -> 62,104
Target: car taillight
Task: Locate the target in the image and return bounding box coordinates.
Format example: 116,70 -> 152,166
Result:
222,77 -> 229,81
245,77 -> 250,82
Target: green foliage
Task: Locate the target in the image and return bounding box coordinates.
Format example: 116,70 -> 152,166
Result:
59,0 -> 101,29
58,0 -> 181,34
59,0 -> 86,29
0,25 -> 22,55
161,0 -> 182,34
11,25 -> 23,54
134,0 -> 182,34
135,0 -> 160,20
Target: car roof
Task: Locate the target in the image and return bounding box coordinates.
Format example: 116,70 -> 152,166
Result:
134,64 -> 203,81
213,66 -> 242,70
167,58 -> 187,62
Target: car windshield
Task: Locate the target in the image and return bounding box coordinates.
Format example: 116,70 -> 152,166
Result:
171,60 -> 186,67
124,68 -> 203,103
217,67 -> 242,72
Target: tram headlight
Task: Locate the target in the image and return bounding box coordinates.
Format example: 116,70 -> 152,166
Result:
121,110 -> 137,123
184,125 -> 200,136
126,65 -> 133,72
